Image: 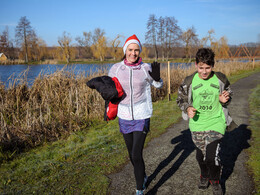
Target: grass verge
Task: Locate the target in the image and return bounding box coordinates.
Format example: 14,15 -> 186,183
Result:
248,84 -> 260,194
0,68 -> 259,194
0,93 -> 181,194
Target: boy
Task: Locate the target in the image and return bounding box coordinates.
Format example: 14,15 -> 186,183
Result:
176,48 -> 233,195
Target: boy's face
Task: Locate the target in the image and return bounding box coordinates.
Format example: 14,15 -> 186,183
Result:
195,62 -> 213,80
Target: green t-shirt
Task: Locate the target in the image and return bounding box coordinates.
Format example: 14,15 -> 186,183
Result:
189,73 -> 226,134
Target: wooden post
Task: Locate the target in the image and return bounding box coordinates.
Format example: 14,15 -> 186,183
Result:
168,61 -> 171,101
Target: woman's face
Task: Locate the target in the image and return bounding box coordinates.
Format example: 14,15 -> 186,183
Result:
125,43 -> 140,63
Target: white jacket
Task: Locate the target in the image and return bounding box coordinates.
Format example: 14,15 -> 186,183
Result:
108,61 -> 163,120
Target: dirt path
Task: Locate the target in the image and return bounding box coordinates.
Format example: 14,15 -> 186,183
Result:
109,72 -> 260,195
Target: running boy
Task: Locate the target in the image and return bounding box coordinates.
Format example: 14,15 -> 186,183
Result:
176,48 -> 233,195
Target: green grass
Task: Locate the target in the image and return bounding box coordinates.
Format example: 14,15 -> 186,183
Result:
228,67 -> 260,84
0,68 -> 259,194
0,93 -> 181,194
248,84 -> 260,194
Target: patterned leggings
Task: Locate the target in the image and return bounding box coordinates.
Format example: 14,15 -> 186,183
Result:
196,139 -> 222,181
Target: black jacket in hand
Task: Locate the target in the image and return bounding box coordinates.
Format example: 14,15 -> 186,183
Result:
87,76 -> 125,121
87,76 -> 119,103
148,61 -> 161,81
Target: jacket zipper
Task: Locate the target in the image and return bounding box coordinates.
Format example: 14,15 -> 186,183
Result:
130,68 -> 134,120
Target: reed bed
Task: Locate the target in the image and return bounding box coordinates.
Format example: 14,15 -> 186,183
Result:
0,61 -> 258,159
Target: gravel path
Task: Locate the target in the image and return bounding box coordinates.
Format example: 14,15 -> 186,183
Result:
109,72 -> 260,195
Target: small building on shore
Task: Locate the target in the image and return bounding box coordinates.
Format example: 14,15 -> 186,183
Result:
0,53 -> 7,61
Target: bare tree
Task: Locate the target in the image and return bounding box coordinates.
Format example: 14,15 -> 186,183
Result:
165,16 -> 182,61
91,36 -> 107,61
29,31 -> 48,61
91,28 -> 107,61
29,30 -> 40,61
157,16 -> 165,60
182,26 -> 198,61
75,31 -> 93,58
201,30 -> 230,59
200,29 -> 215,47
37,38 -> 48,61
76,28 -> 107,61
145,14 -> 158,60
92,28 -> 105,44
210,36 -> 230,59
0,26 -> 15,59
157,16 -> 181,61
15,16 -> 34,63
58,31 -> 74,63
218,36 -> 230,58
0,26 -> 9,52
110,34 -> 123,60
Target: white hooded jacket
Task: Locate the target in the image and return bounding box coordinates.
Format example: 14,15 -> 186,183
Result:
108,60 -> 163,120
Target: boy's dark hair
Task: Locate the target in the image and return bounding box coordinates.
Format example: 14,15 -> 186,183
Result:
195,48 -> 215,67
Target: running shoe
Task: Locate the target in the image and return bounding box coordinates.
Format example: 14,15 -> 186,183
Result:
198,175 -> 209,189
210,180 -> 223,195
136,189 -> 144,195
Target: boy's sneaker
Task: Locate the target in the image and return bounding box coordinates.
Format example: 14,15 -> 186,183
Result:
198,175 -> 209,189
210,180 -> 223,195
136,189 -> 144,195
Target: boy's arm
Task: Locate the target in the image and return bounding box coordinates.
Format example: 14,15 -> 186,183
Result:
221,75 -> 233,106
176,81 -> 191,113
219,90 -> 231,104
215,71 -> 233,106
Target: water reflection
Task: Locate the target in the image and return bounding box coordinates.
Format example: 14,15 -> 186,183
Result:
0,64 -> 113,87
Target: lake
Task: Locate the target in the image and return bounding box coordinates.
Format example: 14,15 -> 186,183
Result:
0,63 -> 114,87
2,59 -> 254,88
0,62 -> 194,87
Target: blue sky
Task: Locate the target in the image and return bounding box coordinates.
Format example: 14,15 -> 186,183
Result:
1,0 -> 259,46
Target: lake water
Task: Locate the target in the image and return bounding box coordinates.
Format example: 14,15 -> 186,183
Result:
1,59 -> 254,88
0,62 -> 193,87
0,63 -> 113,87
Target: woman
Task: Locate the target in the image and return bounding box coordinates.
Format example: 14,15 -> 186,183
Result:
108,34 -> 163,195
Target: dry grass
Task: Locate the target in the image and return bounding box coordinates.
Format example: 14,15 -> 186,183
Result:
0,68 -> 106,154
0,61 -> 258,157
0,59 -> 25,65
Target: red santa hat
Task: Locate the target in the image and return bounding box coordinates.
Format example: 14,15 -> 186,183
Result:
123,34 -> 142,54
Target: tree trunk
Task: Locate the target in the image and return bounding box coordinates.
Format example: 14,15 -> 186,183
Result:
154,44 -> 158,60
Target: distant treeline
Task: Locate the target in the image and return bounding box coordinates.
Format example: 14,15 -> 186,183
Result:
0,15 -> 259,64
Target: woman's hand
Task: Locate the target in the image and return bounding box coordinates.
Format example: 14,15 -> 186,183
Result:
219,90 -> 230,103
149,61 -> 161,81
187,107 -> 197,118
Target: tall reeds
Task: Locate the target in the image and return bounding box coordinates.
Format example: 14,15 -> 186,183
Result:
0,61 -> 258,157
0,67 -> 106,154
